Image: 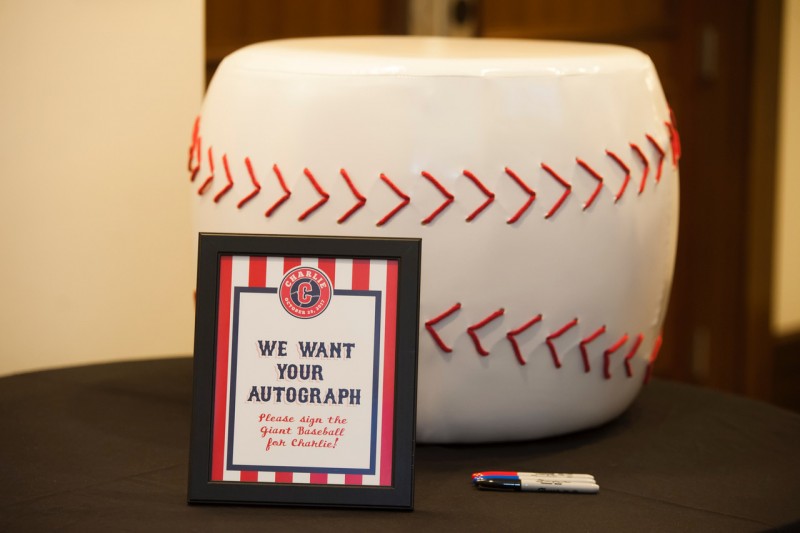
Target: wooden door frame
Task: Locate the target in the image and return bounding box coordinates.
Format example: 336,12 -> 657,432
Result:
744,0 -> 782,400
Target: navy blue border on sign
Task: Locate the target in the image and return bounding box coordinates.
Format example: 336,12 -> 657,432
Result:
226,285 -> 382,475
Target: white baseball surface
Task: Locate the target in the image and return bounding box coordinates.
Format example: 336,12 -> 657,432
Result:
189,37 -> 680,443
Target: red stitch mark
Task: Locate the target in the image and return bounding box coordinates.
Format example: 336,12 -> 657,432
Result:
425,303 -> 462,353
338,168 -> 366,224
575,158 -> 604,210
644,333 -> 663,384
467,308 -> 505,356
545,318 -> 579,368
646,134 -> 665,183
188,116 -> 200,180
540,163 -> 571,219
264,164 -> 291,217
187,116 -> 199,171
666,119 -> 681,166
605,150 -> 631,203
506,314 -> 543,365
603,333 -> 629,379
462,170 -> 495,222
420,171 -> 454,225
668,107 -> 681,163
377,173 -> 410,226
237,157 -> 261,209
630,143 -> 649,194
213,154 -> 234,203
197,147 -> 214,195
579,325 -> 607,373
297,168 -> 330,221
624,333 -> 644,377
190,136 -> 202,182
504,167 -> 536,224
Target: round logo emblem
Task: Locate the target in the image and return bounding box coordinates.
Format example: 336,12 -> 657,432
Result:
279,266 -> 332,319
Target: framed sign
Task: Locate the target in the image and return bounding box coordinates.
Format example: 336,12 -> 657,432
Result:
188,233 -> 421,510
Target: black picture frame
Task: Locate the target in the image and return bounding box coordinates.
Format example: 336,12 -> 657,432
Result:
188,233 -> 421,510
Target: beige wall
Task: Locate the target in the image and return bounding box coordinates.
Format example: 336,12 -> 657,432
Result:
0,0 -> 204,375
773,0 -> 800,336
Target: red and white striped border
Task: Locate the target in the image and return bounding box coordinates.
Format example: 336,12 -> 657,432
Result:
211,255 -> 397,486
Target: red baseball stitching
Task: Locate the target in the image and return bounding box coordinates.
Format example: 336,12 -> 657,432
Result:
506,314 -> 543,365
298,168 -> 330,221
265,164 -> 291,217
630,143 -> 649,195
579,325 -> 607,373
377,173 -> 410,226
420,171 -> 454,225
666,122 -> 679,167
237,157 -> 261,209
214,154 -> 234,203
338,168 -> 366,224
575,158 -> 604,210
668,108 -> 682,165
462,170 -> 495,222
644,333 -> 663,384
603,333 -> 629,379
646,134 -> 665,184
188,124 -> 680,222
188,116 -> 200,181
623,333 -> 644,378
197,147 -> 215,195
425,302 -> 462,353
545,318 -> 579,369
540,163 -> 572,219
504,167 -> 536,224
467,308 -> 505,356
190,136 -> 202,182
189,117 -> 678,227
425,305 -> 661,380
605,150 -> 631,203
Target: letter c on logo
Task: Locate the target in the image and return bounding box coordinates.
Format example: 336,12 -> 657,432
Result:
296,281 -> 313,305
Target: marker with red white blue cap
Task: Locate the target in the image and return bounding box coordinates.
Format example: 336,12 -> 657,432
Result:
474,476 -> 599,494
471,471 -> 595,483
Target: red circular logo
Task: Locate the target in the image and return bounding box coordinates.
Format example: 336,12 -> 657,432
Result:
279,266 -> 332,319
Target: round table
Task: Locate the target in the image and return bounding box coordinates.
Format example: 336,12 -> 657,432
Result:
1,357 -> 798,532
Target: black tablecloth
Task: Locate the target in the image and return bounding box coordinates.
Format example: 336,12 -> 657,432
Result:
1,357 -> 798,532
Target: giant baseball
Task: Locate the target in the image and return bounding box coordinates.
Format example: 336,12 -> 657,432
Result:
189,37 -> 680,443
